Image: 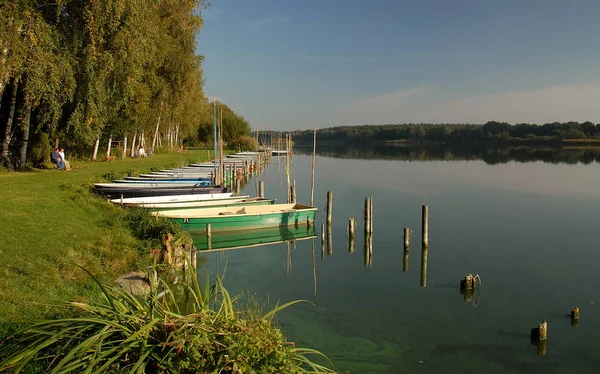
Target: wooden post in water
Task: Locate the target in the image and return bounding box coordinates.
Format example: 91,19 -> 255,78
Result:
364,196 -> 372,234
326,191 -> 333,225
422,205 -> 429,247
570,307 -> 580,326
327,224 -> 333,256
538,321 -> 548,340
310,127 -> 316,207
403,247 -> 409,272
235,179 -> 241,194
290,185 -> 297,203
404,227 -> 410,248
258,181 -> 264,198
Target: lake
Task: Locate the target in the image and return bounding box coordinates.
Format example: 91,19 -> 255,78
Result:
195,145 -> 600,373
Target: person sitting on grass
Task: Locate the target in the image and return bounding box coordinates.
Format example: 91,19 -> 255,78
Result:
138,146 -> 146,158
59,148 -> 71,170
50,148 -> 65,170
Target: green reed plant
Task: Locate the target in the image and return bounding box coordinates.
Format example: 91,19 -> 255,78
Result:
0,264 -> 336,373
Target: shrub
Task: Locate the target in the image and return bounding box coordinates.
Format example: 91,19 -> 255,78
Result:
0,267 -> 335,373
228,136 -> 258,152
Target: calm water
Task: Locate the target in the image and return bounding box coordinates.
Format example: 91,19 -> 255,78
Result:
196,146 -> 600,373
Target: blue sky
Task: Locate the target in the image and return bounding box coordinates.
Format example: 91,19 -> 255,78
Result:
197,0 -> 600,131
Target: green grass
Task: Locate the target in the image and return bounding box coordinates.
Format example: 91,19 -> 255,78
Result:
0,150 -> 215,326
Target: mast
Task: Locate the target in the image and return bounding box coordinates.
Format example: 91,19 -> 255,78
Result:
213,93 -> 217,175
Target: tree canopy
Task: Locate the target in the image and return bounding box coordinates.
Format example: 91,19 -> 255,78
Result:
0,0 -> 248,169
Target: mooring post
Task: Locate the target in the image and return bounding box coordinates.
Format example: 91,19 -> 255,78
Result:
404,227 -> 410,248
206,223 -> 212,240
235,179 -> 241,194
422,205 -> 429,247
321,223 -> 325,243
120,194 -> 124,205
364,197 -> 371,234
258,181 -> 264,198
348,217 -> 356,253
571,307 -> 579,326
307,215 -> 313,229
290,185 -> 297,203
539,321 -> 548,340
326,191 -> 333,224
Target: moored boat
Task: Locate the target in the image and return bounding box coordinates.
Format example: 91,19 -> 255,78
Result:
154,203 -> 317,232
110,192 -> 235,205
94,185 -> 228,199
142,198 -> 275,211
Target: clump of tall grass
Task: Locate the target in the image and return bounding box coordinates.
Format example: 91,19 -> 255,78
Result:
0,265 -> 336,373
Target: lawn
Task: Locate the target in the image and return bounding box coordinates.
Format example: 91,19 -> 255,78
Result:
0,150 -> 215,324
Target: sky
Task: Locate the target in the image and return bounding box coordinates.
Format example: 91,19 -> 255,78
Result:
197,0 -> 600,131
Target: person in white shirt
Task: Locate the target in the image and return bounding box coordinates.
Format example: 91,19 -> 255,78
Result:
59,148 -> 71,170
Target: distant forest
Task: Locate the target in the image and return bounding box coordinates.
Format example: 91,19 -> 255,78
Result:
258,121 -> 600,145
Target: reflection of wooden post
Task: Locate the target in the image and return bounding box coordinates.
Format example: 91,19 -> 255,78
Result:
327,224 -> 333,256
403,248 -> 409,272
422,205 -> 429,247
348,218 -> 355,254
312,239 -> 317,296
321,223 -> 325,243
326,191 -> 333,224
258,181 -> 264,198
290,185 -> 296,203
420,247 -> 428,287
206,224 -> 212,241
537,340 -> 547,356
404,227 -> 410,248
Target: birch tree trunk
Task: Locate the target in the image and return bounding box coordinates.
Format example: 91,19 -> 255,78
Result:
151,100 -> 163,150
130,132 -> 137,157
1,79 -> 19,161
18,106 -> 32,169
175,125 -> 179,146
92,136 -> 100,161
122,136 -> 128,159
105,134 -> 112,159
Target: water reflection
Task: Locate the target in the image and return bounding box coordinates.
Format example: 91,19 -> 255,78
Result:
295,143 -> 600,165
191,225 -> 317,252
420,247 -> 428,287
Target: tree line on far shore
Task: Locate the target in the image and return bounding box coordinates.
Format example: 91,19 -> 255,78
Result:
259,121 -> 600,145
0,0 -> 251,171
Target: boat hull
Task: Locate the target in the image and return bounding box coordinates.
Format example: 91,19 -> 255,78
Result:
158,203 -> 317,232
95,186 -> 228,199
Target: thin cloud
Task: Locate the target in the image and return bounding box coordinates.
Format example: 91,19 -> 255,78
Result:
295,55 -> 403,62
244,15 -> 290,28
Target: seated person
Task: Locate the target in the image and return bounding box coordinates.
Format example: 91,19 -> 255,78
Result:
138,146 -> 146,158
50,148 -> 65,169
59,148 -> 71,170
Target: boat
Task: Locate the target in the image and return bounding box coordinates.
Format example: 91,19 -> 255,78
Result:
154,203 -> 317,232
191,224 -> 316,251
113,178 -> 212,186
95,182 -> 207,188
141,198 -> 276,211
125,176 -> 212,182
110,192 -> 235,205
94,185 -> 228,199
271,150 -> 287,156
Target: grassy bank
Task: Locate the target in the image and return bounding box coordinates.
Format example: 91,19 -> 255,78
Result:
0,150 -> 214,326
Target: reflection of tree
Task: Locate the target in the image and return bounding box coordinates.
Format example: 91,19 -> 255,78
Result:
294,144 -> 600,165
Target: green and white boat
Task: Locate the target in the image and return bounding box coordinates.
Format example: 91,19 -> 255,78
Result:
154,203 -> 317,232
191,224 -> 317,251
